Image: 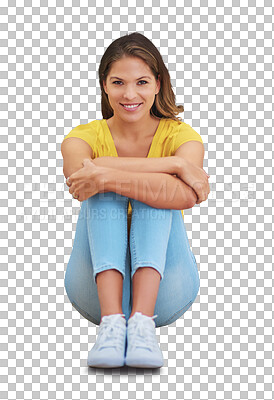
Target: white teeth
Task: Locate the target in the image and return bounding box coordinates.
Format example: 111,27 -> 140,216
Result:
122,104 -> 140,109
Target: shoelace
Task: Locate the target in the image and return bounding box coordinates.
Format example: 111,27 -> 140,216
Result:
96,314 -> 126,351
128,314 -> 158,351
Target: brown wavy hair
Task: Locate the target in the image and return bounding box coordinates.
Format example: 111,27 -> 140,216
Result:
98,32 -> 184,122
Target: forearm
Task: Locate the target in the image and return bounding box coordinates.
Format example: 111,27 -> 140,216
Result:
93,156 -> 178,175
103,169 -> 196,210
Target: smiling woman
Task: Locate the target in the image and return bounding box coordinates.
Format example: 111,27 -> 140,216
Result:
101,56 -> 161,140
61,32 -> 209,369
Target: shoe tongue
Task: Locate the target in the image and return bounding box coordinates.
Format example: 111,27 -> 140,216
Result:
135,312 -> 150,318
101,313 -> 125,323
129,312 -> 155,324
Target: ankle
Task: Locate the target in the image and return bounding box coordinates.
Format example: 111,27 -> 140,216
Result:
100,312 -> 125,323
129,310 -> 153,319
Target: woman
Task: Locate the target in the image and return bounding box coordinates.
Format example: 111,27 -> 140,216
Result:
61,32 -> 210,369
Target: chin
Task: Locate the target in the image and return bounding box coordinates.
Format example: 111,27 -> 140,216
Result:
118,108 -> 151,118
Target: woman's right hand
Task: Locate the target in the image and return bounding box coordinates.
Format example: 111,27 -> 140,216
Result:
66,159 -> 109,202
175,157 -> 210,205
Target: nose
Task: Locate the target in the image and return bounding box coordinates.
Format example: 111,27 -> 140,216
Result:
122,85 -> 138,101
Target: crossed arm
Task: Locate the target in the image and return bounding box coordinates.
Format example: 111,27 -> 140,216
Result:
92,156 -> 197,210
62,138 -> 209,209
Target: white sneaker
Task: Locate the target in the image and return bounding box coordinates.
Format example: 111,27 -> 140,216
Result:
87,313 -> 127,368
125,312 -> 164,368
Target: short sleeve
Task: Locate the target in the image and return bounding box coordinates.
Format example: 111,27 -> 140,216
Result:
171,123 -> 203,155
62,123 -> 97,154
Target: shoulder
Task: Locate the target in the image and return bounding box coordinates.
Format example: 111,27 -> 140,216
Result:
62,120 -> 104,156
158,119 -> 203,157
63,119 -> 103,141
166,119 -> 203,144
67,119 -> 101,135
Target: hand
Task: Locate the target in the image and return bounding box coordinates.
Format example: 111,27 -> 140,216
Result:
175,157 -> 210,205
65,159 -> 108,202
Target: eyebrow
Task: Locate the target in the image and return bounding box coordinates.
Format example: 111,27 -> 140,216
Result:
110,76 -> 152,81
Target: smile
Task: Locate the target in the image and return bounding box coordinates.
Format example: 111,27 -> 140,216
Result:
120,103 -> 142,111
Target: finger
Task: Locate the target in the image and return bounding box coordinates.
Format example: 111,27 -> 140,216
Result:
199,186 -> 207,201
66,177 -> 71,187
196,191 -> 207,204
201,168 -> 209,177
192,188 -> 202,204
195,194 -> 203,204
203,180 -> 210,194
205,170 -> 210,178
82,158 -> 91,166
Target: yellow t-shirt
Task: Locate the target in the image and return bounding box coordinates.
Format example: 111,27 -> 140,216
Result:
63,118 -> 203,222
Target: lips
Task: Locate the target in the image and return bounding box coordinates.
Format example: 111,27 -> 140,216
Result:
120,103 -> 142,106
120,103 -> 143,111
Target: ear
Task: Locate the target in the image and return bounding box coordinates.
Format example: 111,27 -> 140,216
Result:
156,74 -> 161,94
103,80 -> 108,95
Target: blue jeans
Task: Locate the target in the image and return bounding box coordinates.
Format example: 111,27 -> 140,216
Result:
64,191 -> 200,328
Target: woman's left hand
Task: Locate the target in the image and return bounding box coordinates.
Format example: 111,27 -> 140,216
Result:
175,157 -> 210,205
65,159 -> 107,202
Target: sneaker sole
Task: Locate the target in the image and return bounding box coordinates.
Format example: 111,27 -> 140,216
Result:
125,355 -> 163,368
88,361 -> 125,368
87,355 -> 125,368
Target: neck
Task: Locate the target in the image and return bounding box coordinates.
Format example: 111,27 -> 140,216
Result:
107,114 -> 160,141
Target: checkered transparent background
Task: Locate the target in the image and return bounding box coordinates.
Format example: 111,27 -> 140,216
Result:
1,0 -> 273,399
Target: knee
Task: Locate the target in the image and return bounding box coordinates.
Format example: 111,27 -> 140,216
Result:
87,191 -> 128,205
130,199 -> 172,218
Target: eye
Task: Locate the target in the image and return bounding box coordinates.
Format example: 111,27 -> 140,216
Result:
112,80 -> 148,85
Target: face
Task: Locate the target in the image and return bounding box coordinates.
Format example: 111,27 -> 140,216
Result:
103,56 -> 160,121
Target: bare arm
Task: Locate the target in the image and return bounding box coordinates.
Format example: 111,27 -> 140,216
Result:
93,156 -> 178,175
61,139 -> 201,207
103,168 -> 196,210
61,137 -> 93,179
